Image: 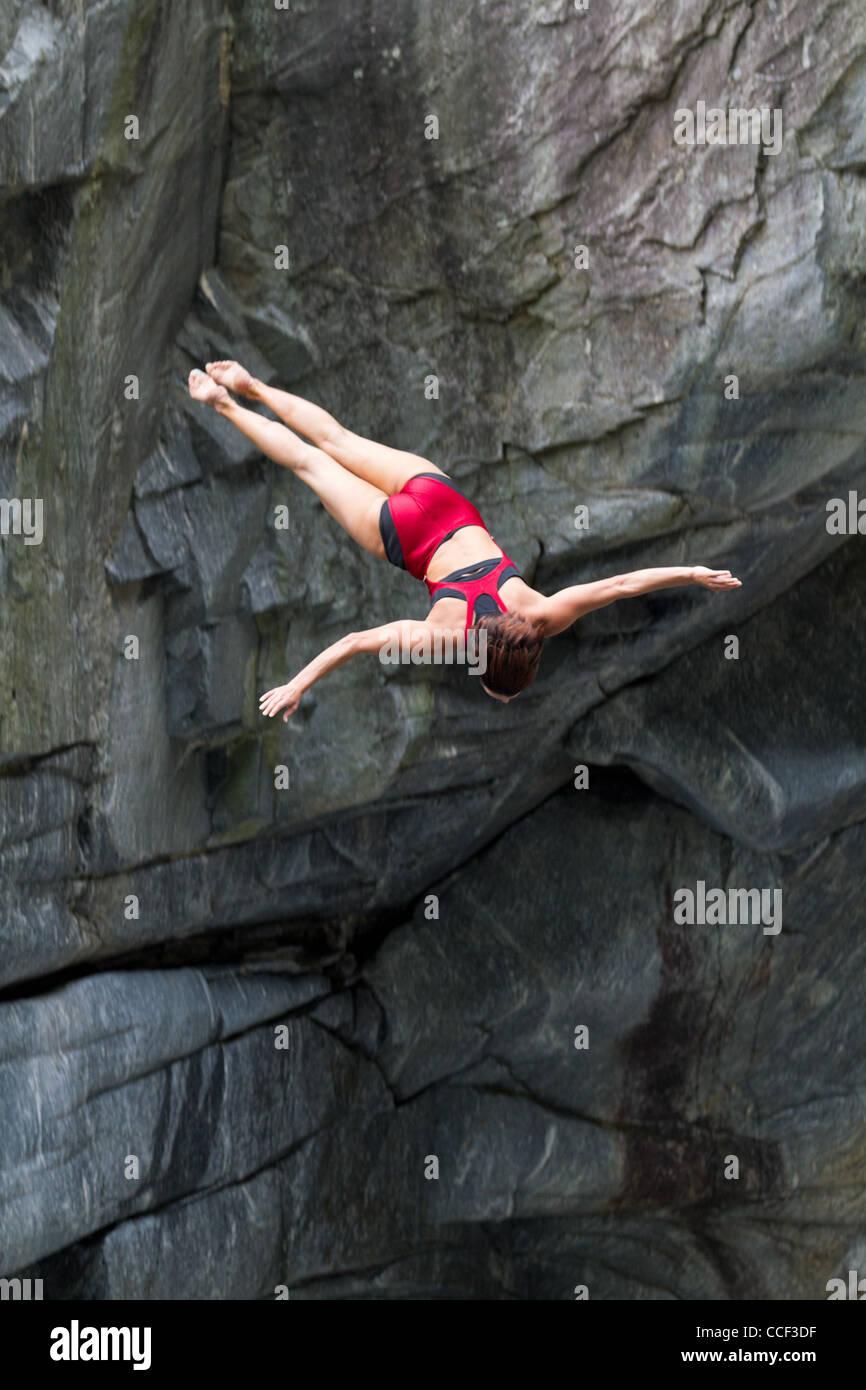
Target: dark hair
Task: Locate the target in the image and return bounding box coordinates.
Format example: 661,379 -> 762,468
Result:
473,612 -> 545,696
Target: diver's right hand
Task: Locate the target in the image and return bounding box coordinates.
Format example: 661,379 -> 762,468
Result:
691,566 -> 742,590
259,679 -> 304,722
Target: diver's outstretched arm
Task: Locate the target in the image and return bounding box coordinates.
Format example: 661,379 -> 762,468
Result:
538,565 -> 742,637
259,620 -> 437,721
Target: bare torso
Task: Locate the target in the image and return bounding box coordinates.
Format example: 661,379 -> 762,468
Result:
423,524 -> 542,629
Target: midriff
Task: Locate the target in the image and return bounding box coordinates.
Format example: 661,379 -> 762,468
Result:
424,525 -> 503,582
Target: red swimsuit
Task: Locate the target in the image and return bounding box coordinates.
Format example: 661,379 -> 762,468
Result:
379,473 -> 522,631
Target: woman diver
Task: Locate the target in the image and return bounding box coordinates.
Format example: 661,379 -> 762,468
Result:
188,363 -> 741,719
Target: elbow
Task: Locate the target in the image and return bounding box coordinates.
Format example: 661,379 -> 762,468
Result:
611,576 -> 630,601
345,630 -> 380,657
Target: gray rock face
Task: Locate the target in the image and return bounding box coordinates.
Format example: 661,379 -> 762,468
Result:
1,0 -> 865,1298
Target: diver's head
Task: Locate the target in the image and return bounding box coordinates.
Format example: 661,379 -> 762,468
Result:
474,612 -> 544,701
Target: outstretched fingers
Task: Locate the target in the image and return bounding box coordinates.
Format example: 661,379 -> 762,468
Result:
259,687 -> 283,717
259,684 -> 301,721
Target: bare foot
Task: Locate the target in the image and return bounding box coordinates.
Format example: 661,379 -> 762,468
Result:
188,367 -> 230,409
206,360 -> 256,398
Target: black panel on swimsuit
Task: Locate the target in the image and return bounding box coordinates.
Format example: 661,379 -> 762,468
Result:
472,592 -> 501,620
379,499 -> 407,569
410,471 -> 465,493
438,557 -> 501,583
496,563 -> 521,588
426,588 -> 503,622
436,558 -> 523,585
426,586 -> 465,610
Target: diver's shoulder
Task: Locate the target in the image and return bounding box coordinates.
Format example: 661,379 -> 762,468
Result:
500,575 -> 547,620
